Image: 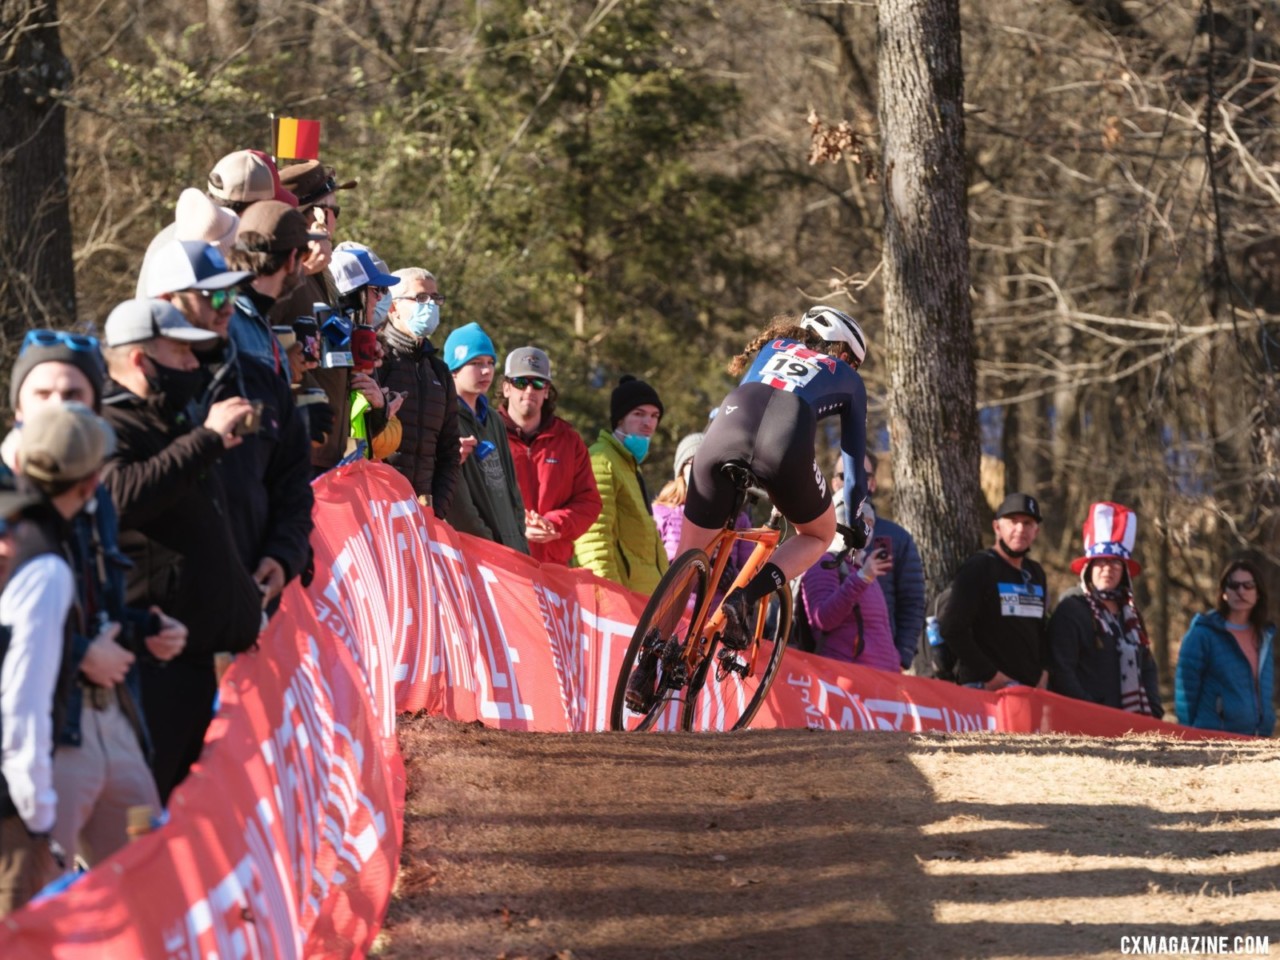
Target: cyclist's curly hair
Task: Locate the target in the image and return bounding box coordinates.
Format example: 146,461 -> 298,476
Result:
726,314 -> 841,377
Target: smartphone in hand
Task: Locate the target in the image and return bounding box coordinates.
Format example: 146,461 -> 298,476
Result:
873,535 -> 893,567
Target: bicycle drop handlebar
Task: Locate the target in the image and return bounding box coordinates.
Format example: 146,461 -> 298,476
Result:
822,523 -> 860,569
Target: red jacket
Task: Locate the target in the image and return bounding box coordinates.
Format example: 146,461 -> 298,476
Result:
500,408 -> 602,565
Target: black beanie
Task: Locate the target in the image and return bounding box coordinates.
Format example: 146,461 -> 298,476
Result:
610,375 -> 664,428
9,343 -> 107,412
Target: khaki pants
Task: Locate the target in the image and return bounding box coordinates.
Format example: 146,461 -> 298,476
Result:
53,693 -> 160,866
0,816 -> 56,918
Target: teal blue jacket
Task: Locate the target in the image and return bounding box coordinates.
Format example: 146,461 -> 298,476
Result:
1175,611 -> 1275,736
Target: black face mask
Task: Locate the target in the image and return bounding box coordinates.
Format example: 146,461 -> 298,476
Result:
998,536 -> 1031,559
144,356 -> 205,415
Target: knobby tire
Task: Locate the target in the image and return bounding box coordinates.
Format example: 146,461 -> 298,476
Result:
609,549 -> 710,732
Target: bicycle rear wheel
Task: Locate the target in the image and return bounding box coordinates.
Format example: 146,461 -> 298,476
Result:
680,585 -> 793,732
610,549 -> 710,732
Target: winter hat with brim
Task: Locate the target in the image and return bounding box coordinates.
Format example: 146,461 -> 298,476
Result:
443,322 -> 497,372
610,375 -> 664,427
1071,501 -> 1142,577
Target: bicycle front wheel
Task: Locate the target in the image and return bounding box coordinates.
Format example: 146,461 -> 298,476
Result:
609,549 -> 710,732
680,584 -> 793,732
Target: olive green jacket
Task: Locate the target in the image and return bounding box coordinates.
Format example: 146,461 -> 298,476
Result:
573,431 -> 668,594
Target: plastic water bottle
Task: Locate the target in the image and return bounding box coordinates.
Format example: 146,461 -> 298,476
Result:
926,616 -> 943,647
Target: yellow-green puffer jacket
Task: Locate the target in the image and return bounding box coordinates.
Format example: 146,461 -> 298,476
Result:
572,431 -> 668,594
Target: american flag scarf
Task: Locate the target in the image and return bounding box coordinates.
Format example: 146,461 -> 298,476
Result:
1083,575 -> 1154,716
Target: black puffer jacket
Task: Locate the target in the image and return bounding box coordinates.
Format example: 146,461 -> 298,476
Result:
375,325 -> 461,518
193,341 -> 314,583
99,382 -> 262,658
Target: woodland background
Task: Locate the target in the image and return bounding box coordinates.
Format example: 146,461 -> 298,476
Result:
3,0 -> 1280,698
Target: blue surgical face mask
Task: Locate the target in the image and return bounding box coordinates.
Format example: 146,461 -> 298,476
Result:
621,433 -> 651,463
407,300 -> 440,339
372,291 -> 392,327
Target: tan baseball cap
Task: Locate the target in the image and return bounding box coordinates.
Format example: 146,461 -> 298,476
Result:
20,402 -> 116,485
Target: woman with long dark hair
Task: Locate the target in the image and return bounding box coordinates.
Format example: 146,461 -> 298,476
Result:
1175,557 -> 1275,736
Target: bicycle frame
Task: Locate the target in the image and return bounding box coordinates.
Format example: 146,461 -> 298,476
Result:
682,522 -> 782,678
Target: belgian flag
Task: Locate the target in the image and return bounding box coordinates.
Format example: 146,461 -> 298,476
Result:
273,117 -> 322,162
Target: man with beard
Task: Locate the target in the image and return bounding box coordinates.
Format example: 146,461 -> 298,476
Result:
939,492 -> 1050,690
99,300 -> 263,801
498,346 -> 599,564
224,200 -> 324,378
148,239 -> 314,614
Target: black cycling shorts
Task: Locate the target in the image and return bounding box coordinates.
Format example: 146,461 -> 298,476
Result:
685,382 -> 831,529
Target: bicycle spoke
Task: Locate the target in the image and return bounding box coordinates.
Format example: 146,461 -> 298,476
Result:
610,550 -> 709,732
682,585 -> 793,732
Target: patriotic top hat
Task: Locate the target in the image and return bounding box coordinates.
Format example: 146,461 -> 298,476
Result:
1070,501 -> 1142,576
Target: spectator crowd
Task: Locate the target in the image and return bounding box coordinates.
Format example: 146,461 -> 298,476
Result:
0,147 -> 1273,918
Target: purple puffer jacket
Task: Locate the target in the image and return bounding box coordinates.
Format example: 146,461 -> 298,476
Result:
652,502 -> 753,595
801,555 -> 901,672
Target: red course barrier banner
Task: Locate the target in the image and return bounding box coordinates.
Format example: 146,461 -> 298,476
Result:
0,462 -> 1237,957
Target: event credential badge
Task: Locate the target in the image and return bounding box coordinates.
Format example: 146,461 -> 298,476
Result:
998,582 -> 1045,618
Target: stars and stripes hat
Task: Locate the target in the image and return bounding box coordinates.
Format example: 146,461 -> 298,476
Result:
1070,501 -> 1141,576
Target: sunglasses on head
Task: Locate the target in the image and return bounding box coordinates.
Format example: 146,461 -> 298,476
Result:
198,288 -> 235,311
509,376 -> 548,391
20,329 -> 99,356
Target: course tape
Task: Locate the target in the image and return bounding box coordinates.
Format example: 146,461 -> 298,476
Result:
0,461 -> 1235,957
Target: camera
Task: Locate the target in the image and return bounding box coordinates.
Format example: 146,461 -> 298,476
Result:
318,305 -> 354,369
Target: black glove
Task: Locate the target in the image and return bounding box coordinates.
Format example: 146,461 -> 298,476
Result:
306,401 -> 335,443
849,516 -> 871,550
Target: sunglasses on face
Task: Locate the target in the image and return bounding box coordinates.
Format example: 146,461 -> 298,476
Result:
20,329 -> 99,355
1226,580 -> 1257,591
198,288 -> 235,311
509,376 -> 548,391
393,293 -> 446,305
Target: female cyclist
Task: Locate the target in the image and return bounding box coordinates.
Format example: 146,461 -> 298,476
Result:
678,305 -> 871,647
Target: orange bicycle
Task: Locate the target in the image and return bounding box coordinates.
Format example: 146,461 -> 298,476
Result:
609,461 -> 794,732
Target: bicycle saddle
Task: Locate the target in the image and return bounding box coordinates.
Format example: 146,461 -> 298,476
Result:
719,459 -> 758,491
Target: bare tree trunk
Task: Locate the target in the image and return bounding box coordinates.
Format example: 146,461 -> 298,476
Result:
0,0 -> 76,339
878,0 -> 982,594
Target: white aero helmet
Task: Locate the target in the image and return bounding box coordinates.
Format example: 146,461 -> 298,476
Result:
800,306 -> 867,365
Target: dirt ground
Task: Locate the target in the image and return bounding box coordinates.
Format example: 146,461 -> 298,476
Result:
374,715 -> 1280,960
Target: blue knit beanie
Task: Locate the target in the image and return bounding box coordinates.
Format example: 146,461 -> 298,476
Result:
443,322 -> 497,372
